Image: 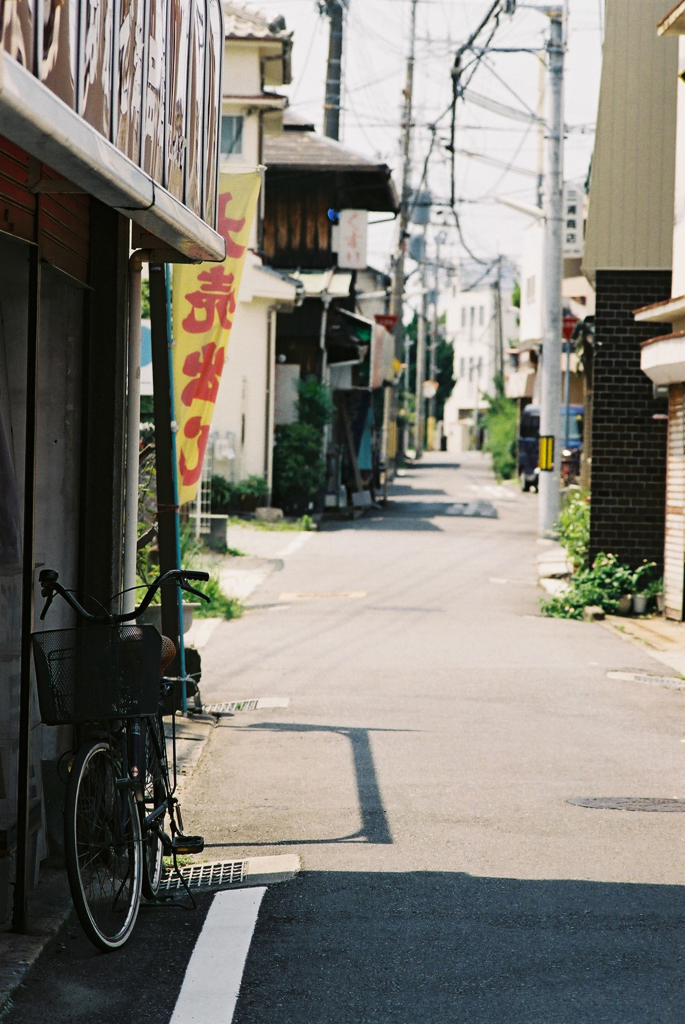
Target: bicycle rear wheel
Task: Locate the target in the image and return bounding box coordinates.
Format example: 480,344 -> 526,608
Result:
141,716 -> 166,899
65,740 -> 142,951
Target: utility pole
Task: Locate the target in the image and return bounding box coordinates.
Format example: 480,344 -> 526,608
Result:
538,6 -> 565,537
414,225 -> 428,457
427,233 -> 444,451
494,256 -> 504,387
390,0 -> 418,364
320,1 -> 347,140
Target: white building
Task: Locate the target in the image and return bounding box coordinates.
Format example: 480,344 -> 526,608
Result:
209,2 -> 301,493
507,181 -> 595,407
442,283 -> 518,453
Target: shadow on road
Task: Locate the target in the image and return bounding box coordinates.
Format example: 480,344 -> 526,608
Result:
233,870 -> 685,1023
206,722 -> 403,846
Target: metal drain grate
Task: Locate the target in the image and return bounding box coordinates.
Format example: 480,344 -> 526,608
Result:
202,697 -> 290,715
204,699 -> 259,714
159,860 -> 248,893
568,797 -> 685,812
607,671 -> 685,690
445,501 -> 498,519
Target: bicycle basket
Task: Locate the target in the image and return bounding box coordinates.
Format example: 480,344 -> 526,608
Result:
31,624 -> 163,725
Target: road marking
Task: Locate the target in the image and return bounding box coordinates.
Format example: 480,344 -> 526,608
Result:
170,887 -> 266,1024
275,532 -> 312,559
278,590 -> 367,601
185,617 -> 222,650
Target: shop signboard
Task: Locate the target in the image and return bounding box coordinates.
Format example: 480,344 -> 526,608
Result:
0,0 -> 223,227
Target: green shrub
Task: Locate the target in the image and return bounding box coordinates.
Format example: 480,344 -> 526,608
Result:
541,552 -> 638,619
211,474 -> 234,513
211,474 -> 268,512
192,573 -> 242,620
272,422 -> 325,513
483,393 -> 518,480
297,378 -> 334,430
234,475 -> 268,499
557,489 -> 590,567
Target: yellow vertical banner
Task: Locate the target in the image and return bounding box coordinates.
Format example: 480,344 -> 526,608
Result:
172,172 -> 262,505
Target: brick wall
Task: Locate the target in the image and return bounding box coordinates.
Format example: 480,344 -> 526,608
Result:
589,269 -> 671,571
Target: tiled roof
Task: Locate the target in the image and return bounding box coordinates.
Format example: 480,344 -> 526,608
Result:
223,2 -> 290,40
264,129 -> 384,171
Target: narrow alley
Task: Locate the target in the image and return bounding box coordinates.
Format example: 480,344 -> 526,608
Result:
7,455 -> 685,1023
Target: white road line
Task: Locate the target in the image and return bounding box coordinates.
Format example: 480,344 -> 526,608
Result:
169,887 -> 266,1024
275,532 -> 312,559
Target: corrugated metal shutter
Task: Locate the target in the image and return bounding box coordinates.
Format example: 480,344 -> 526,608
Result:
665,383 -> 684,619
0,137 -> 89,284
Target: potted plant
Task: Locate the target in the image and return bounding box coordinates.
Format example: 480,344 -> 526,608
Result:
234,475 -> 269,513
631,562 -> 658,616
643,575 -> 665,614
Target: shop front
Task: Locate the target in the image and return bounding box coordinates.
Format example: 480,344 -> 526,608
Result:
0,0 -> 225,930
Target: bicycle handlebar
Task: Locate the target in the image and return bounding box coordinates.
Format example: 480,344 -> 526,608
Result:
38,568 -> 211,624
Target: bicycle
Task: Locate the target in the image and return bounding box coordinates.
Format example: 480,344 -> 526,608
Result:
31,567 -> 211,951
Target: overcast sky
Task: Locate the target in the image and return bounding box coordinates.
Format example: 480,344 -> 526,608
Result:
256,0 -> 604,300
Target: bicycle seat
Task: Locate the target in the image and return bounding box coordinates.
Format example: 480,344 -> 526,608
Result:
160,636 -> 176,674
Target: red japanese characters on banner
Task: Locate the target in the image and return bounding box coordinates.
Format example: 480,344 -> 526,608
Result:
172,172 -> 262,504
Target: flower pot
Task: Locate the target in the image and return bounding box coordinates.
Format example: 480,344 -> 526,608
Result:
137,602 -> 201,635
617,594 -> 633,616
656,593 -> 666,614
633,594 -> 648,615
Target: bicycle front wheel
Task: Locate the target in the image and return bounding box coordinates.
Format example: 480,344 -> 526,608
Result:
65,740 -> 142,951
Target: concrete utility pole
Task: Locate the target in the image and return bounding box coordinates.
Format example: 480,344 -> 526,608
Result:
494,257 -> 504,386
538,6 -> 565,538
321,1 -> 346,140
390,0 -> 418,364
414,227 -> 428,456
427,232 -> 445,450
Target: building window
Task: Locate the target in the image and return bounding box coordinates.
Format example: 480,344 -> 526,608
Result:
470,306 -> 475,325
478,306 -> 484,326
461,307 -> 466,328
221,115 -> 244,157
459,357 -> 465,377
526,276 -> 535,304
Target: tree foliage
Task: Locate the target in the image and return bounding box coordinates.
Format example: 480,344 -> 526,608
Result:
482,385 -> 518,480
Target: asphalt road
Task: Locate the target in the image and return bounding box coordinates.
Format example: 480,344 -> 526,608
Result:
8,453 -> 685,1023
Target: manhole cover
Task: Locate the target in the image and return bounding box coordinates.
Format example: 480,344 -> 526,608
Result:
159,860 -> 247,893
568,797 -> 685,812
445,501 -> 498,519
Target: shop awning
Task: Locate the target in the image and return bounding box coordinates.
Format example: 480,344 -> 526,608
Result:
289,269 -> 353,297
0,52 -> 225,263
641,330 -> 685,385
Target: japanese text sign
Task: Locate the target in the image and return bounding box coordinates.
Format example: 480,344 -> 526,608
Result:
172,172 -> 261,505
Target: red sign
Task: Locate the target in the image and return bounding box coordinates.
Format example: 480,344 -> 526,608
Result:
562,315 -> 579,341
375,314 -> 399,332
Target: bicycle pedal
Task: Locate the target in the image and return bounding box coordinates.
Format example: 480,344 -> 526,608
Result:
172,834 -> 204,855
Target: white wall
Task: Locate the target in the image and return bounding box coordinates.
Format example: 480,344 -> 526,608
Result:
674,37 -> 685,297
519,220 -> 544,345
223,43 -> 261,97
212,291 -> 269,483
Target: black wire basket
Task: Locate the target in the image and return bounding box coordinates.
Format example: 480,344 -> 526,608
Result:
31,625 -> 163,726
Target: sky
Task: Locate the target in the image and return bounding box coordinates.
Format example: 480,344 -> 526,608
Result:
256,0 -> 604,302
